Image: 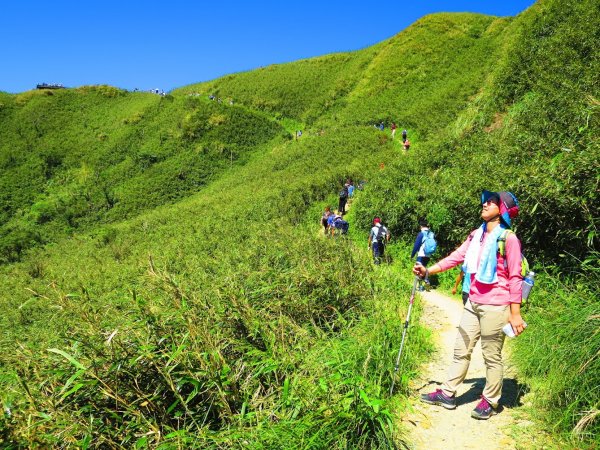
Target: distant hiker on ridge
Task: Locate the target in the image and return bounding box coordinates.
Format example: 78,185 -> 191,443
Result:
338,181 -> 349,215
347,179 -> 355,200
391,122 -> 397,139
402,129 -> 407,143
403,138 -> 411,151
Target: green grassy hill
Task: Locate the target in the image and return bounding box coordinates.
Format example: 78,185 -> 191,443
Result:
176,13 -> 509,138
0,0 -> 598,447
0,86 -> 291,264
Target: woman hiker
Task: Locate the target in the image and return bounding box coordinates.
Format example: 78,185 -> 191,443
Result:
412,190 -> 526,420
321,206 -> 333,235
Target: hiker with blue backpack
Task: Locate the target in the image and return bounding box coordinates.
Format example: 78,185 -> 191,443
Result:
412,190 -> 526,420
411,220 -> 437,290
347,179 -> 355,199
411,219 -> 436,265
330,212 -> 349,237
368,217 -> 390,265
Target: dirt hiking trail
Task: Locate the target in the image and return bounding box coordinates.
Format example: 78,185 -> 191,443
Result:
402,289 -> 528,450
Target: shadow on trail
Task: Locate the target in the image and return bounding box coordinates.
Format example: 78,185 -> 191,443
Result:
454,377 -> 529,408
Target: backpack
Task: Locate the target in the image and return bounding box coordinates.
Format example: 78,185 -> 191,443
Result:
335,218 -> 349,234
497,229 -> 534,306
339,186 -> 348,199
422,230 -> 437,256
497,229 -> 530,277
375,226 -> 386,244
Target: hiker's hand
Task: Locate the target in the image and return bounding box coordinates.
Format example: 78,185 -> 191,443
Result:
509,313 -> 526,336
413,263 -> 426,278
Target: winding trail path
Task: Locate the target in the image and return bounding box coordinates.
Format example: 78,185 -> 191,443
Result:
401,289 -> 526,450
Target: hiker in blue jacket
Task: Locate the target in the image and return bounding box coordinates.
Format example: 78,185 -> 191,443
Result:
411,219 -> 432,266
412,219 -> 433,290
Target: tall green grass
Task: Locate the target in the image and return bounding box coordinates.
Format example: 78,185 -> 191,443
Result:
0,128 -> 432,447
0,88 -> 288,263
351,0 -> 598,444
511,277 -> 599,444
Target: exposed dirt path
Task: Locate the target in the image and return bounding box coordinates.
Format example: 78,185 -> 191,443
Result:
401,289 -> 526,450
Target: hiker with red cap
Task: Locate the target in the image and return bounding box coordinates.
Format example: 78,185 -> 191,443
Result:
412,190 -> 526,420
368,217 -> 390,265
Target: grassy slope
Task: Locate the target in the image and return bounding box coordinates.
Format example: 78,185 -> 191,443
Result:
351,0 -> 599,444
0,127 -> 420,448
0,87 -> 288,263
0,12 -> 505,448
174,49 -> 378,125
175,13 -> 507,139
334,14 -> 509,135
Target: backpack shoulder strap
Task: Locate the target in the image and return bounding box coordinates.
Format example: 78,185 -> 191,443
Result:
497,229 -> 513,257
498,229 -> 524,272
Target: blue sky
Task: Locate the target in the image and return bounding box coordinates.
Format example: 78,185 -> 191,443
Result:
1,0 -> 536,94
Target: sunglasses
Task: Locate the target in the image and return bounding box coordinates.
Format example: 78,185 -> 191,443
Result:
482,198 -> 500,206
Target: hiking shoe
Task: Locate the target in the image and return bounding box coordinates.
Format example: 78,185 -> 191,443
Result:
471,396 -> 497,420
420,389 -> 456,409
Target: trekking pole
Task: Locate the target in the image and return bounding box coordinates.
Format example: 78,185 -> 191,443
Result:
390,276 -> 419,396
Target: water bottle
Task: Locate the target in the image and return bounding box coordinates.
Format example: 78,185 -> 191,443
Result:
521,271 -> 535,301
502,321 -> 528,338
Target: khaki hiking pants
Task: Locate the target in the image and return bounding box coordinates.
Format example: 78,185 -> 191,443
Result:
441,300 -> 509,407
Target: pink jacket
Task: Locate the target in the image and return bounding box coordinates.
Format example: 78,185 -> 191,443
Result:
437,228 -> 522,305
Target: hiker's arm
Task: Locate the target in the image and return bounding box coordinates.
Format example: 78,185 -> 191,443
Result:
505,233 -> 523,304
452,271 -> 464,295
506,233 -> 526,335
413,262 -> 440,278
410,233 -> 423,258
509,303 -> 526,336
413,233 -> 472,277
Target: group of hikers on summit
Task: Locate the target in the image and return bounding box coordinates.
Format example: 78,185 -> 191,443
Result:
320,186 -> 528,421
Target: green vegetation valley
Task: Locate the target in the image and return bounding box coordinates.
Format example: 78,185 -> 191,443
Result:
0,0 -> 597,448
